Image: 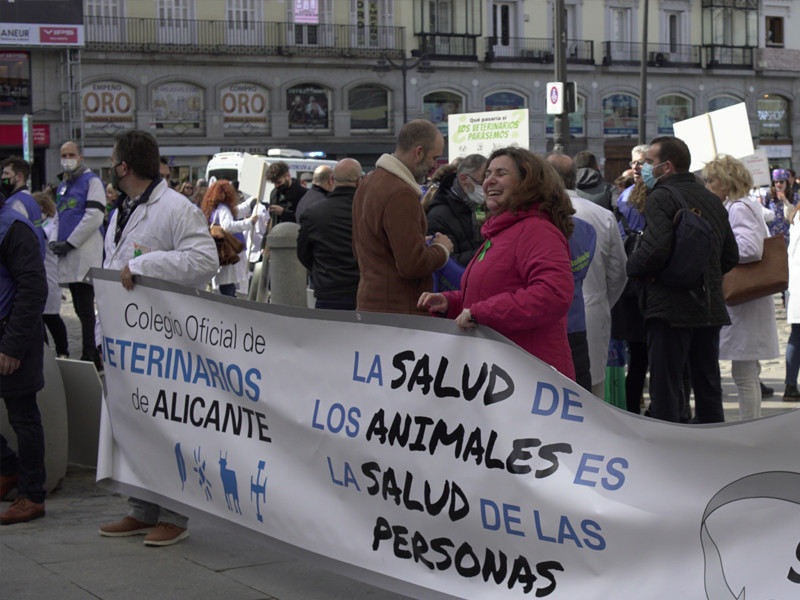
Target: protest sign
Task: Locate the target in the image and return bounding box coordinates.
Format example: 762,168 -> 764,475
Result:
672,102 -> 755,172
448,109 -> 529,160
94,271 -> 800,600
741,147 -> 772,188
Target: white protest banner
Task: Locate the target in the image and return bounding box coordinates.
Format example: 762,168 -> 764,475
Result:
672,102 -> 755,172
94,271 -> 800,600
448,109 -> 529,160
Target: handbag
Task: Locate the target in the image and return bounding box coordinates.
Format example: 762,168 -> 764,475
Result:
722,233 -> 788,306
210,224 -> 246,266
210,208 -> 246,266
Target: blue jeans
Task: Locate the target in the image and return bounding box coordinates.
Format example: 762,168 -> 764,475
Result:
1,392 -> 46,503
785,323 -> 800,386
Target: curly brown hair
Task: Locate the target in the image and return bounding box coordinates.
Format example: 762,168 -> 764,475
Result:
201,180 -> 238,222
486,147 -> 574,239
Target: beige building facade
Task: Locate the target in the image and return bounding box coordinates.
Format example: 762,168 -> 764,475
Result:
1,0 -> 798,187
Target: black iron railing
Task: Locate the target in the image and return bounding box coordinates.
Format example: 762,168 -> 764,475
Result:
485,37 -> 594,65
416,33 -> 478,60
704,45 -> 755,68
84,16 -> 405,59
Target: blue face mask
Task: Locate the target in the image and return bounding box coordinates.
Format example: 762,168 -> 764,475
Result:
642,161 -> 667,190
641,162 -> 665,189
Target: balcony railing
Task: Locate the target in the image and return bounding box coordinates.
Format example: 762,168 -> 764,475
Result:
603,41 -> 750,69
84,16 -> 405,59
603,41 -> 702,67
485,37 -> 594,65
705,45 -> 755,69
416,33 -> 478,60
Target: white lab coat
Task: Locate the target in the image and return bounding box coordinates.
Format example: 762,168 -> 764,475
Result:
719,197 -> 780,360
57,175 -> 105,284
41,215 -> 62,314
235,198 -> 269,265
210,203 -> 250,287
569,191 -> 628,385
789,208 -> 800,324
104,179 -> 219,289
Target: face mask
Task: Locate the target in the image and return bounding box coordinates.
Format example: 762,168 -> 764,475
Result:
276,182 -> 289,192
641,162 -> 665,189
0,177 -> 14,197
61,158 -> 79,172
465,186 -> 485,207
109,163 -> 123,192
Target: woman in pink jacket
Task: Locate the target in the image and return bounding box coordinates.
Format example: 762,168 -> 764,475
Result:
418,147 -> 576,380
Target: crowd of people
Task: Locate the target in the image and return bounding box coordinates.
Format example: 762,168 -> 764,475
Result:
1,122 -> 798,537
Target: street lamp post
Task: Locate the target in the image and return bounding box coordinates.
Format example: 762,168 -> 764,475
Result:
553,0 -> 569,155
638,0 -> 650,144
374,50 -> 433,125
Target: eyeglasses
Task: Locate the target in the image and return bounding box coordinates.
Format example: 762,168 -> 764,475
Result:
630,160 -> 645,168
465,174 -> 483,186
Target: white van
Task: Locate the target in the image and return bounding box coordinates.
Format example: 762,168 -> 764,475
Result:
205,149 -> 336,203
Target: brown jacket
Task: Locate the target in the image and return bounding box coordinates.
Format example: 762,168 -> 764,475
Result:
352,154 -> 449,315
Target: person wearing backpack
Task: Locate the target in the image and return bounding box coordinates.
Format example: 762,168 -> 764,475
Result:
626,136 -> 739,424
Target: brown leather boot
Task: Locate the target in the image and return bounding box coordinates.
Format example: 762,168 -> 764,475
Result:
0,497 -> 45,525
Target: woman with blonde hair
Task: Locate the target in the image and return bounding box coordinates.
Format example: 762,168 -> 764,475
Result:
703,154 -> 779,419
200,180 -> 255,296
418,147 -> 576,380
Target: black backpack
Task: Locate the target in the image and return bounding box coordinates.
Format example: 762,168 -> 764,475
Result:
657,184 -> 714,289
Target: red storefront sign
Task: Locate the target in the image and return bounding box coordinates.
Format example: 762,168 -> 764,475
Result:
0,123 -> 50,146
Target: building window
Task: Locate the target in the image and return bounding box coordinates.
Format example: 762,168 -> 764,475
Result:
702,1 -> 757,47
157,0 -> 196,44
656,94 -> 691,135
221,83 -> 268,136
86,0 -> 125,42
226,0 -> 263,44
757,94 -> 790,141
485,91 -> 525,112
152,82 -> 204,134
83,81 -> 136,136
158,0 -> 194,20
766,16 -> 784,47
708,95 -> 740,112
287,84 -> 330,132
609,6 -> 633,43
351,0 -> 390,48
603,93 -> 638,136
86,0 -> 123,17
546,95 -> 585,137
0,52 -> 31,116
349,84 -> 389,131
291,0 -> 333,46
423,90 -> 462,138
427,1 -> 452,33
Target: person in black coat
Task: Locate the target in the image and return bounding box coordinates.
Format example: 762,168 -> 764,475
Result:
0,192 -> 48,524
627,136 -> 739,424
425,153 -> 487,267
297,158 -> 363,309
265,161 -> 306,224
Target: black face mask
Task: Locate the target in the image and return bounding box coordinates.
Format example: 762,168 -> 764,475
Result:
276,182 -> 289,192
0,177 -> 15,197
